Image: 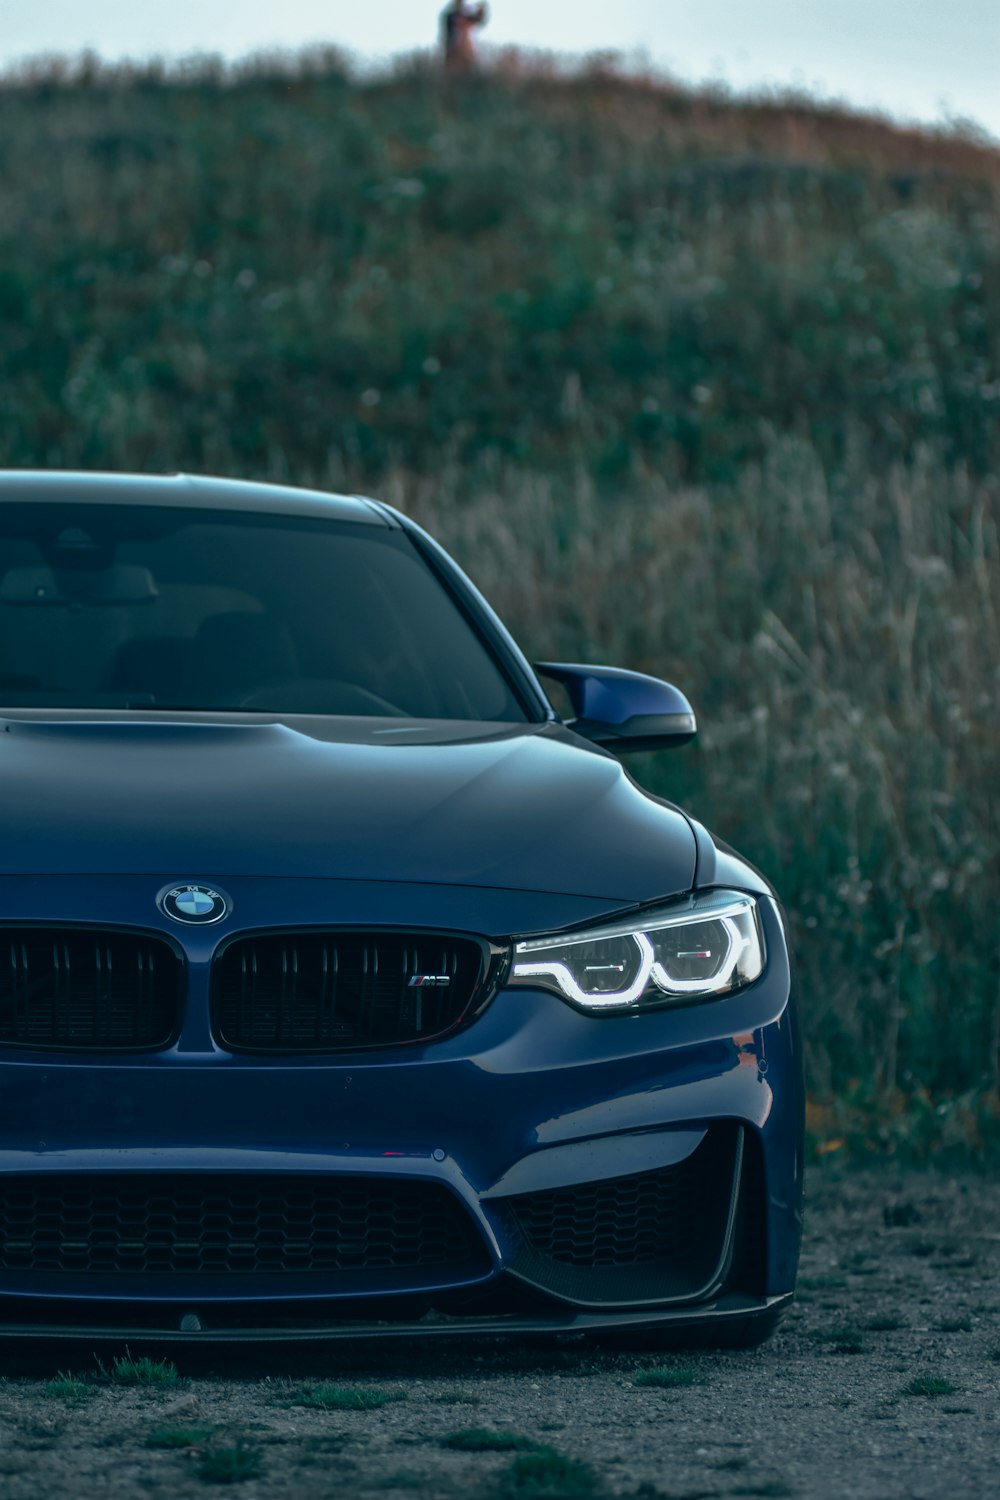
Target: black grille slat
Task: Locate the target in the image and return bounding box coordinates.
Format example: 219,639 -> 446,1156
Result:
0,929 -> 180,1052
213,932 -> 485,1054
0,1174 -> 485,1277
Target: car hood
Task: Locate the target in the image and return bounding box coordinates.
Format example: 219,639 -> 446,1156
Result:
0,716 -> 696,902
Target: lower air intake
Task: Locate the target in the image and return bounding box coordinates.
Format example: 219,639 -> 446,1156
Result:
500,1125 -> 744,1307
0,1174 -> 486,1278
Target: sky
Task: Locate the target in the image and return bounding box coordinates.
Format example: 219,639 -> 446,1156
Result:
2,0 -> 998,138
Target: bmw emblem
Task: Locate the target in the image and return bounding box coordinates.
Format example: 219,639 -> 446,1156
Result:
158,884 -> 231,926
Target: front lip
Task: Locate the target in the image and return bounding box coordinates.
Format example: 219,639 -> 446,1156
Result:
0,1293 -> 794,1347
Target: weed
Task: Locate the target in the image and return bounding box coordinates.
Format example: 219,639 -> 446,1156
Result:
45,1371 -> 93,1401
442,1428 -> 538,1452
884,1202 -> 922,1227
910,1240 -> 940,1258
295,1384 -> 404,1411
146,1427 -> 214,1449
633,1366 -> 702,1388
903,1375 -> 957,1397
816,1327 -> 866,1355
732,1484 -> 799,1498
100,1353 -> 180,1388
198,1442 -> 263,1484
498,1447 -> 598,1497
935,1316 -> 972,1333
430,1390 -> 481,1406
865,1315 -> 907,1332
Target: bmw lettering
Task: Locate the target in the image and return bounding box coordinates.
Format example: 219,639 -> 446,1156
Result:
0,471 -> 802,1346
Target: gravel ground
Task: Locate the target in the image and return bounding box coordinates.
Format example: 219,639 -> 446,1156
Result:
1,1166 -> 998,1499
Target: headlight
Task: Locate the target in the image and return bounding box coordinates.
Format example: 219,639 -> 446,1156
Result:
509,891 -> 764,1012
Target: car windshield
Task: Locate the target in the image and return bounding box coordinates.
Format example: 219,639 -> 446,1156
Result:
0,503 -> 527,721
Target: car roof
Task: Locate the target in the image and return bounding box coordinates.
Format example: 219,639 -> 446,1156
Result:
0,471 -> 389,525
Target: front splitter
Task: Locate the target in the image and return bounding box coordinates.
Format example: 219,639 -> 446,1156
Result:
0,1292 -> 791,1346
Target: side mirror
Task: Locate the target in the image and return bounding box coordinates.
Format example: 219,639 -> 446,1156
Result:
534,662 -> 697,752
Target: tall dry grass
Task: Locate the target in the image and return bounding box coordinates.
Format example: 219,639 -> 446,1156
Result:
381,440 -> 1000,1152
0,54 -> 997,1150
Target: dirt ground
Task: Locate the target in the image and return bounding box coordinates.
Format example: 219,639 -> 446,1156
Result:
0,1166 -> 998,1500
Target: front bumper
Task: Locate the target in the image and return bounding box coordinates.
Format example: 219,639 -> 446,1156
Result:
0,880 -> 803,1338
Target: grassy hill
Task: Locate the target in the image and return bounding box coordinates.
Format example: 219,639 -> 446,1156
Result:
2,53 -> 999,1153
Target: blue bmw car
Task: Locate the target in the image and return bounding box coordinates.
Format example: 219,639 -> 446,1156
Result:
0,472 -> 802,1348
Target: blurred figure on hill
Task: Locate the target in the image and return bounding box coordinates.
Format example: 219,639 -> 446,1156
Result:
441,1 -> 489,71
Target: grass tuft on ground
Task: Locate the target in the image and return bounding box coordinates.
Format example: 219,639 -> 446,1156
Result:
198,1441 -> 263,1484
146,1426 -> 214,1449
100,1353 -> 180,1389
293,1383 -> 405,1411
45,1371 -> 94,1401
903,1375 -> 957,1397
497,1447 -> 599,1497
815,1327 -> 867,1355
442,1428 -> 539,1452
633,1366 -> 703,1388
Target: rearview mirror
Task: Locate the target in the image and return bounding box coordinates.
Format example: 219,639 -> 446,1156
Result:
0,565 -> 159,606
534,662 -> 697,752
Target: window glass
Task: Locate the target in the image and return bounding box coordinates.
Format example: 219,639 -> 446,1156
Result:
0,504 -> 526,721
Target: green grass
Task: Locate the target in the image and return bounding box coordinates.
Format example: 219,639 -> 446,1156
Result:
198,1441 -> 263,1484
903,1375 -> 957,1398
865,1315 -> 907,1332
146,1426 -> 214,1449
884,1202 -> 923,1227
633,1366 -> 702,1388
100,1354 -> 180,1389
442,1429 -> 538,1452
730,1484 -> 799,1498
45,1371 -> 93,1401
497,1448 -> 598,1498
816,1327 -> 867,1355
293,1384 -> 404,1411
